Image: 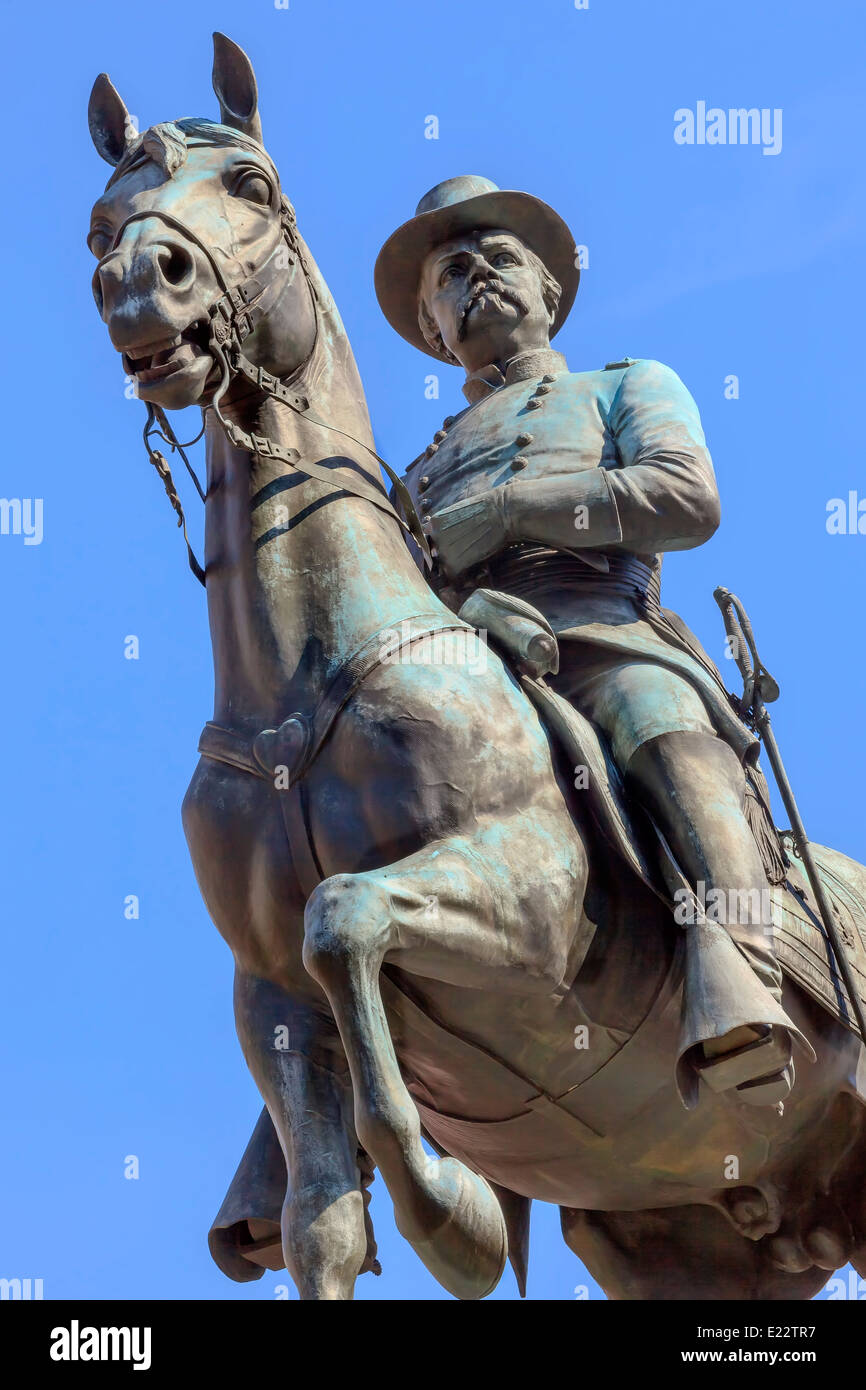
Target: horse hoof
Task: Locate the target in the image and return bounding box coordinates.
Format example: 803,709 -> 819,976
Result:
722,1184 -> 780,1240
767,1235 -> 812,1273
805,1225 -> 847,1270
395,1157 -> 507,1300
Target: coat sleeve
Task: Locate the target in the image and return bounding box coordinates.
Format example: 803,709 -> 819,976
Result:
503,359 -> 721,555
604,358 -> 721,551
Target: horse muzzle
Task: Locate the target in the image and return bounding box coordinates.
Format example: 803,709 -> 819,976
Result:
94,224 -> 222,408
119,318 -> 216,407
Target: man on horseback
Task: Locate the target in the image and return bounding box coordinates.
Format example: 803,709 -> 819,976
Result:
376,175 -> 812,1108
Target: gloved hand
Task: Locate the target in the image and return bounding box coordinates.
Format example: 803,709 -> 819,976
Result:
426,487 -> 511,578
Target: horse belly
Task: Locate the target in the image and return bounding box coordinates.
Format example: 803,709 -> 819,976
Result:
416,1079 -> 774,1211
388,970 -> 824,1212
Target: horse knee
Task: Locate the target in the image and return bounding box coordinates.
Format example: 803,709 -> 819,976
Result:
303,873 -> 387,986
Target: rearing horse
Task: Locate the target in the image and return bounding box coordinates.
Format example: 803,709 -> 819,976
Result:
87,34 -> 866,1300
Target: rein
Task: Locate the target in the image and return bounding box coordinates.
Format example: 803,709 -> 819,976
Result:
114,201 -> 432,585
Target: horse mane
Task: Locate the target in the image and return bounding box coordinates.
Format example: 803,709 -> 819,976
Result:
290,227 -> 375,447
105,117 -> 278,190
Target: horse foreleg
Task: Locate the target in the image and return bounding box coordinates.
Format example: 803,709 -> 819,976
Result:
233,972 -> 371,1300
302,824 -> 583,1298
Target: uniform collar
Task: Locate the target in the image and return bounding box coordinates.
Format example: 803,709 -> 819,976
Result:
462,347 -> 568,404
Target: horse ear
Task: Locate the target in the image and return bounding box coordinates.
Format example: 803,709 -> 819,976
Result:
212,33 -> 263,145
89,73 -> 134,166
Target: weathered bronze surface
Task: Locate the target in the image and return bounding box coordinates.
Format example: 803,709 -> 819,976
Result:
88,35 -> 866,1299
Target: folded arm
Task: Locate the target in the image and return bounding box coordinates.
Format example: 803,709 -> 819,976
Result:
430,360 -> 721,576
502,359 -> 721,554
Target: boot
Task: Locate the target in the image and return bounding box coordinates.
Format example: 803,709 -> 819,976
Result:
626,731 -> 815,1109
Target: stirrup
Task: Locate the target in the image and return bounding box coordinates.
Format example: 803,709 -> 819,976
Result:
692,1025 -> 793,1095
736,1061 -> 795,1107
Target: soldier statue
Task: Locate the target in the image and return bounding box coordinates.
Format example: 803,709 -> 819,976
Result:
375,175 -> 811,1107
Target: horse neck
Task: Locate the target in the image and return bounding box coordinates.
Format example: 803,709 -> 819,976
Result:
202,264 -> 438,733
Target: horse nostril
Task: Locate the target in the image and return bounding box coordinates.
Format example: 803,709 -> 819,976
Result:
156,241 -> 195,288
92,268 -> 104,316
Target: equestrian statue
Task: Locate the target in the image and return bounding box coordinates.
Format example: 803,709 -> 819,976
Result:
86,33 -> 866,1299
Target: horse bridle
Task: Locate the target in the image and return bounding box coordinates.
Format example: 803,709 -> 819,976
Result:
107,201 -> 432,585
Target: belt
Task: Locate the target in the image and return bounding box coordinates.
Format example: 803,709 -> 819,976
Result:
482,545 -> 662,611
197,611 -> 473,898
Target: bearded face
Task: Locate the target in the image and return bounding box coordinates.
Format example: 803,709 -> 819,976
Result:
418,229 -> 557,373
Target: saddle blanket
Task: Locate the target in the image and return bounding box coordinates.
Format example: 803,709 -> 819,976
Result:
773,840 -> 866,1041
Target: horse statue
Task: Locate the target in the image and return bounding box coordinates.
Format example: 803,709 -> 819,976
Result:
87,33 -> 866,1299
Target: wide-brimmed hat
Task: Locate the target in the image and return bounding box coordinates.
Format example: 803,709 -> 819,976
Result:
375,175 -> 579,361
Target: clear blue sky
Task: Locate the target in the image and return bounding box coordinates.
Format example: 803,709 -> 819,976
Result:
1,0 -> 864,1301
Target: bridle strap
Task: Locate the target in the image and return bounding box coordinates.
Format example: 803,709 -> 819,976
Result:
110,208 -> 238,292
224,343 -> 433,558
142,406 -> 207,585
109,204 -> 433,580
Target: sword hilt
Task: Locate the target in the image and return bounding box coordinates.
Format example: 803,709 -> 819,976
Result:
714,586 -> 866,1041
714,587 -> 780,712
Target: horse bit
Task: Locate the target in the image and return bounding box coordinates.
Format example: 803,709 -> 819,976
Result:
105,199 -> 432,585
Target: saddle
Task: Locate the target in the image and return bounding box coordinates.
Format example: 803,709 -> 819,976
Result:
457,587 -> 666,897
460,588 -> 866,1044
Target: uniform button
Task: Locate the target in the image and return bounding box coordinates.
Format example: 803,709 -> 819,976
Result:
419,475 -> 430,492
425,443 -> 438,456
442,416 -> 455,428
541,373 -> 557,383
525,398 -> 543,410
511,455 -> 528,471
535,383 -> 552,395
515,431 -> 533,446
434,429 -> 448,442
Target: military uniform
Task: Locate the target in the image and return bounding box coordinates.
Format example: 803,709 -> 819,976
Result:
379,175 -> 811,1104
403,347 -> 754,772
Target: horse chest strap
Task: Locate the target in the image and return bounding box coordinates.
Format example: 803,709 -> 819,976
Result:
198,614 -> 473,896
249,717 -> 324,897
197,718 -> 323,897
253,614 -> 473,787
278,777 -> 325,899
252,716 -> 311,783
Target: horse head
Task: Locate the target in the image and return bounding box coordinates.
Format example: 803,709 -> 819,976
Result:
86,33 -> 316,412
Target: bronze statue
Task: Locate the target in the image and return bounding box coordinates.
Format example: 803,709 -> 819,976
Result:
378,175 -> 809,1108
87,34 -> 866,1300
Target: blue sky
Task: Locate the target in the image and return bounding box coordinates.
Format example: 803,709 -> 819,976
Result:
1,0 -> 864,1301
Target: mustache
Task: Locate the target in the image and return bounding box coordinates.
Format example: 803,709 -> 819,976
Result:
456,280 -> 532,340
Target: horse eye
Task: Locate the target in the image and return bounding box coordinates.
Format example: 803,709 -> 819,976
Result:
233,171 -> 272,206
88,228 -> 112,259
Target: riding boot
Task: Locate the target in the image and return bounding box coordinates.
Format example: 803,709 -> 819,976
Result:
625,730 -> 815,1109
